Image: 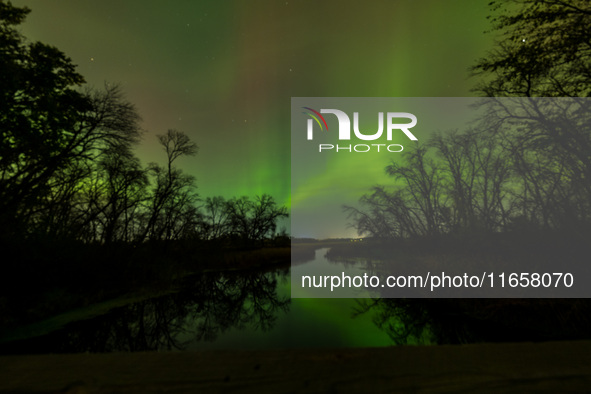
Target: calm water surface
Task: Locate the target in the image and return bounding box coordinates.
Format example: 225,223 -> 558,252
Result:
0,248 -> 394,354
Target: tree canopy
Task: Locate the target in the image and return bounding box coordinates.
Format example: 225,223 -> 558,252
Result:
472,0 -> 591,97
0,1 -> 287,245
348,0 -> 591,238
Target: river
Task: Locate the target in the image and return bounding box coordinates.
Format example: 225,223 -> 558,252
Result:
0,248 -> 397,354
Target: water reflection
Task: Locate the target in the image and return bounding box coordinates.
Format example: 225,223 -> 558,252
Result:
323,246 -> 591,345
355,296 -> 591,345
0,248 -> 492,354
0,268 -> 290,354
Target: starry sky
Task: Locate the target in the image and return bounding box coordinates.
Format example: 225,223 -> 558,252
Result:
12,0 -> 496,238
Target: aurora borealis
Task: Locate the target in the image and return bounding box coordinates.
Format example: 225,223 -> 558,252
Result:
12,0 -> 495,238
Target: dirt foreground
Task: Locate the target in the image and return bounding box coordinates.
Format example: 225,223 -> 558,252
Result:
1,341 -> 590,393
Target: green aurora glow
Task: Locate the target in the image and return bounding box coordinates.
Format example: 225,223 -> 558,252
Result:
12,0 -> 495,237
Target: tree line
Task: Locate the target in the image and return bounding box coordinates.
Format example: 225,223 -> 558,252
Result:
346,0 -> 591,239
0,2 -> 287,246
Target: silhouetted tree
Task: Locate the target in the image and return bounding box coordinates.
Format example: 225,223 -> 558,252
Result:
345,186 -> 419,238
430,129 -> 511,232
471,0 -> 591,227
225,194 -> 289,246
472,0 -> 591,98
95,145 -> 148,243
1,2 -> 85,237
385,145 -> 446,236
199,196 -> 230,240
0,2 -> 146,241
142,129 -> 199,241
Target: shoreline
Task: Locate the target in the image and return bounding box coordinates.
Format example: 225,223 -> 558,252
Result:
0,246 -> 291,343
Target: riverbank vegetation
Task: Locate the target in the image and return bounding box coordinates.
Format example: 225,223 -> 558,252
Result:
332,0 -> 591,344
0,2 -> 289,331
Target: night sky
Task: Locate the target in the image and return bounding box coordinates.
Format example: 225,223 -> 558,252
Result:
12,0 -> 495,238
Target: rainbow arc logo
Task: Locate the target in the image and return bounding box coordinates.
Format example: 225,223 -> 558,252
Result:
302,107 -> 328,132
